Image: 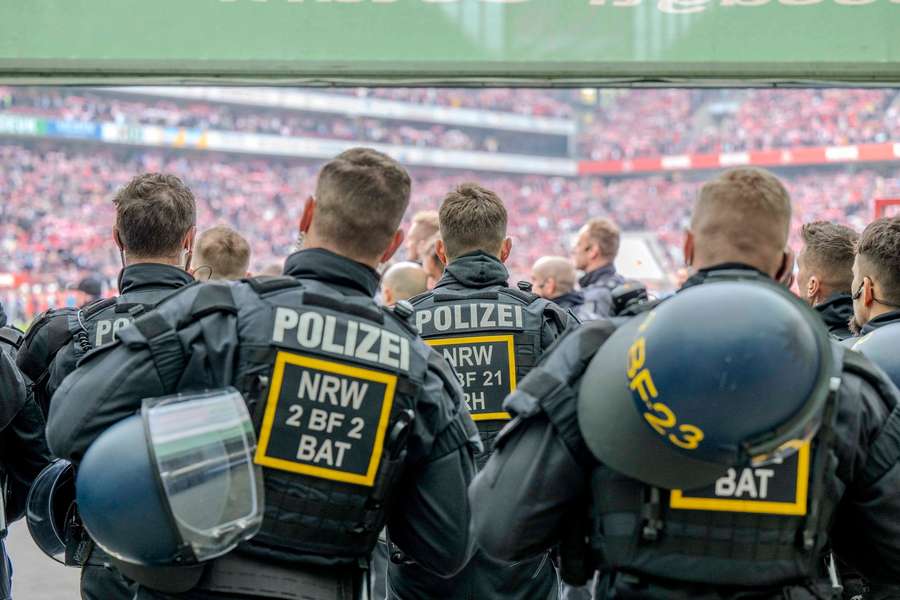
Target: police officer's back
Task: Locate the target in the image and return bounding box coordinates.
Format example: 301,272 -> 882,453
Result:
0,302 -> 53,599
400,183 -> 577,600
796,221 -> 858,340
17,173 -> 198,600
471,168 -> 900,599
18,173 -> 198,415
47,148 -> 478,600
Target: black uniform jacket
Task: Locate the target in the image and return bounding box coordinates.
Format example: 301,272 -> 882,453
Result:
48,249 -> 477,580
859,309 -> 900,336
470,264 -> 900,592
0,304 -> 52,522
815,292 -> 854,340
391,252 -> 574,600
17,263 -> 193,417
552,290 -> 587,315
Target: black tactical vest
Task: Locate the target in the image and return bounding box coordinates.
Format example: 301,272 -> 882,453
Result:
586,353 -> 845,589
221,277 -> 434,565
410,286 -> 558,460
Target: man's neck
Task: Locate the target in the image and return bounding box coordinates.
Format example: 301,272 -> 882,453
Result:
302,236 -> 380,269
125,256 -> 183,268
868,303 -> 897,322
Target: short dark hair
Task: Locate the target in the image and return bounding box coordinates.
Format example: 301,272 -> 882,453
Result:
800,221 -> 858,291
195,225 -> 251,280
692,168 -> 791,267
113,173 -> 196,258
857,217 -> 900,304
439,183 -> 507,260
314,148 -> 411,259
583,218 -> 620,260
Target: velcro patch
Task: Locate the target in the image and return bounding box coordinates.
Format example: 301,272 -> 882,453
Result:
427,334 -> 516,421
670,441 -> 811,516
254,351 -> 395,487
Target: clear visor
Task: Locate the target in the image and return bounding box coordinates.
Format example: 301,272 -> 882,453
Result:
143,388 -> 264,563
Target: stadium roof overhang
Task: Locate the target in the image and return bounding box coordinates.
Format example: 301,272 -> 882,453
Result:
0,0 -> 897,86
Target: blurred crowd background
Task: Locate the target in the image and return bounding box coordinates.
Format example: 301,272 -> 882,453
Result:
1,86 -> 898,325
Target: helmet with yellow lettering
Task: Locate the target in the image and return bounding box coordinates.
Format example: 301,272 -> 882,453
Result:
577,278 -> 836,490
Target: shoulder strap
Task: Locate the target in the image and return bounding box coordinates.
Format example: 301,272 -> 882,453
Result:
381,305 -> 418,337
407,290 -> 431,306
242,275 -> 302,297
0,326 -> 23,350
81,297 -> 116,319
498,288 -> 540,306
189,283 -> 237,321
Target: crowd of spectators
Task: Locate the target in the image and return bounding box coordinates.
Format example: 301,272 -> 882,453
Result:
0,87 -> 569,157
2,141 -> 895,324
4,87 -> 900,163
576,89 -> 900,159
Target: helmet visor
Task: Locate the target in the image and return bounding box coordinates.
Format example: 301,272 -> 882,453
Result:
143,388 -> 264,563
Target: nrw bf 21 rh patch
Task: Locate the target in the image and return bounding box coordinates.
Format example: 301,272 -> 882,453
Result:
670,441 -> 811,516
427,334 -> 516,421
255,351 -> 396,487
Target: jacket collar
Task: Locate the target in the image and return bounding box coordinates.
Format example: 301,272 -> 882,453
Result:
118,263 -> 194,296
579,263 -> 617,289
435,251 -> 509,290
680,263 -> 770,291
814,292 -> 854,335
283,248 -> 380,298
860,309 -> 900,335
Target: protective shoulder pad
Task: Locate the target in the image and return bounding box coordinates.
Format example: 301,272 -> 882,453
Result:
407,290 -> 431,306
243,275 -> 302,296
0,326 -> 23,350
381,304 -> 418,337
81,297 -> 117,319
541,298 -> 573,332
17,308 -> 76,380
189,283 -> 237,320
498,288 -> 540,306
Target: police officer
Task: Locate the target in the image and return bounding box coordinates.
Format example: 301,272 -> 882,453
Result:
17,172 -> 198,600
796,221 -> 858,340
0,301 -> 53,599
470,168 -> 900,599
18,173 -> 198,414
531,256 -> 590,316
846,217 -> 900,345
397,183 -> 576,600
47,148 -> 479,600
572,217 -> 625,319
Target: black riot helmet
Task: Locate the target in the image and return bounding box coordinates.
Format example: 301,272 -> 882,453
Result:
26,459 -> 77,564
849,322 -> 900,387
578,278 -> 838,490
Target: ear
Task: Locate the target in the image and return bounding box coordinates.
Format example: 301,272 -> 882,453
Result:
683,230 -> 695,267
113,226 -> 124,251
184,225 -> 197,252
864,277 -> 877,307
775,249 -> 794,287
382,287 -> 395,307
380,229 -> 404,265
807,275 -> 820,300
545,277 -> 557,297
299,196 -> 315,234
436,239 -> 449,266
499,237 -> 513,263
